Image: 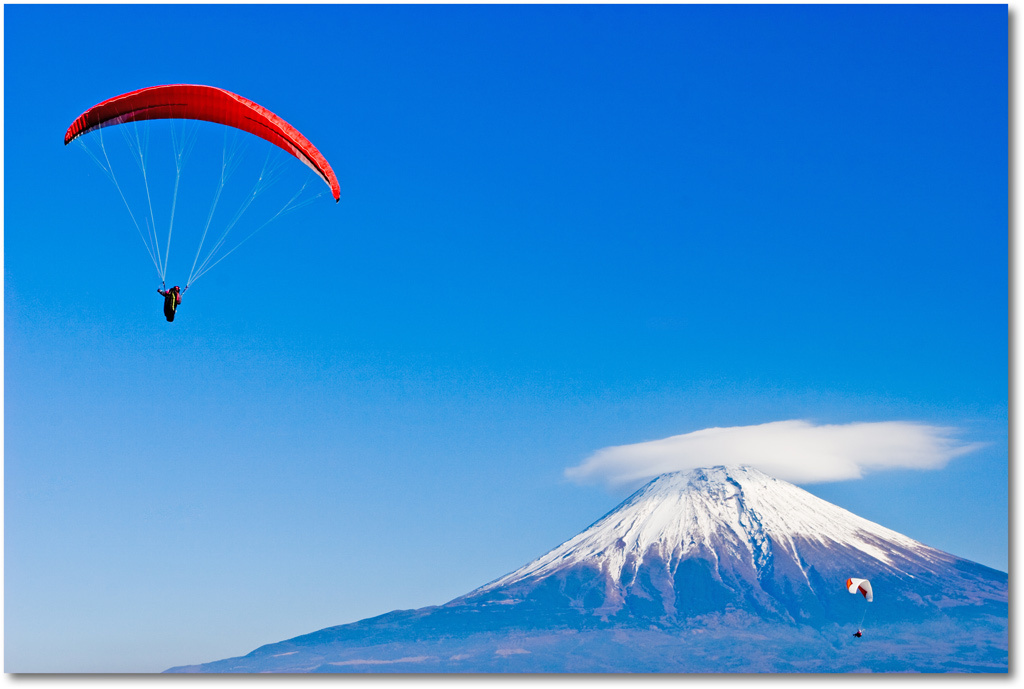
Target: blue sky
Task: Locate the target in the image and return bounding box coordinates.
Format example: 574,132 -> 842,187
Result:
4,3 -> 1007,674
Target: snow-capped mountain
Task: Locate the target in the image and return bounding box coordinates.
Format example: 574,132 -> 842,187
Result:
481,465 -> 942,589
458,466 -> 1005,628
167,466 -> 1007,673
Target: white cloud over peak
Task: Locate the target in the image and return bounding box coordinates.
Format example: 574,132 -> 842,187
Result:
565,420 -> 984,487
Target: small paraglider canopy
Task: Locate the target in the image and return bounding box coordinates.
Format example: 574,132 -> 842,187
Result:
846,577 -> 873,602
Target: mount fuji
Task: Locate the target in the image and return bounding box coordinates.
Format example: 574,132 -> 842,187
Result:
166,466 -> 1008,673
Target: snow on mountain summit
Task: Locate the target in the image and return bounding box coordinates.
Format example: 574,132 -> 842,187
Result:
476,465 -> 941,596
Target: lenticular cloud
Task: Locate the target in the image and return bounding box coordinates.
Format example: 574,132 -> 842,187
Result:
565,420 -> 983,487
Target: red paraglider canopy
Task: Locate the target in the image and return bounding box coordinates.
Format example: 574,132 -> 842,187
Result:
64,84 -> 340,202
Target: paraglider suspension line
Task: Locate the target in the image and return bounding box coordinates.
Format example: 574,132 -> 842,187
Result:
187,131 -> 247,287
118,120 -> 164,279
87,129 -> 163,281
164,121 -> 200,286
187,178 -> 320,286
187,146 -> 313,287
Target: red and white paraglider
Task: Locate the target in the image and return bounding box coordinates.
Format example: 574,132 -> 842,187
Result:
846,577 -> 873,602
846,577 -> 873,637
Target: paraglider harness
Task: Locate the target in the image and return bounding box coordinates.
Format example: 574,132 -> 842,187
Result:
158,283 -> 185,322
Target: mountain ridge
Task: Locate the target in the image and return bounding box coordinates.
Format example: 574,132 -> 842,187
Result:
166,465 -> 1008,673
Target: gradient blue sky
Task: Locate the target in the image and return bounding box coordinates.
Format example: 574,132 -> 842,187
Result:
4,3 -> 1007,673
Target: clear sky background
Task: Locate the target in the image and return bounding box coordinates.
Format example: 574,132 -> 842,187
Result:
4,3 -> 1007,674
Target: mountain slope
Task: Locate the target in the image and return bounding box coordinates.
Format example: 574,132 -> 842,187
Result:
166,466 -> 1007,673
